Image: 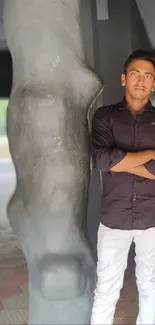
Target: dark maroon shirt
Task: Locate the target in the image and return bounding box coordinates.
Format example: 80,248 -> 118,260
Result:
92,98 -> 155,230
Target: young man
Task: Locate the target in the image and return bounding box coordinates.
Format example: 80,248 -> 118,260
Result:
91,50 -> 155,325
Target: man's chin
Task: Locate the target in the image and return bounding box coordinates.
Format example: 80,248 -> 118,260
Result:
132,91 -> 147,100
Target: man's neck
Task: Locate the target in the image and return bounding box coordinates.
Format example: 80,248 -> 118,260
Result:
125,93 -> 149,115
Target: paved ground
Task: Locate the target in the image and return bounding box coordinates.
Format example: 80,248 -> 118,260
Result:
0,156 -> 28,324
0,226 -> 28,325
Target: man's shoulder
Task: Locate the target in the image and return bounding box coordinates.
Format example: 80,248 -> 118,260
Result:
93,101 -> 121,119
151,104 -> 155,111
146,103 -> 155,115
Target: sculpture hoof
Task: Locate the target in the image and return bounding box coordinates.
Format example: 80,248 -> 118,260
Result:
37,254 -> 86,300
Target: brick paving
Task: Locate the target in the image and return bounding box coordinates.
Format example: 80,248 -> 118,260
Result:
0,227 -> 28,324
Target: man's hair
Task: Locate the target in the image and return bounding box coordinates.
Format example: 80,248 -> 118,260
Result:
124,49 -> 155,75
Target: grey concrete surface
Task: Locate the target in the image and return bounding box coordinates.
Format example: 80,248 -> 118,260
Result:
136,0 -> 155,48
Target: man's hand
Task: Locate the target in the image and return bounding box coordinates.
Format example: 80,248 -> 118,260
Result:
126,164 -> 155,180
152,151 -> 155,160
110,150 -> 155,173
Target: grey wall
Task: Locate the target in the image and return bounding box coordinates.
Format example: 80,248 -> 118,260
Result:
97,0 -> 132,105
136,0 -> 155,49
87,0 -> 134,257
132,1 -> 152,51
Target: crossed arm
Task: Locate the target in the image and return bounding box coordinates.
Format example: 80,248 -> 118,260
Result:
110,151 -> 155,179
91,109 -> 155,180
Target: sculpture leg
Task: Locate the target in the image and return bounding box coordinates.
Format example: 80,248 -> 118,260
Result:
3,0 -> 103,323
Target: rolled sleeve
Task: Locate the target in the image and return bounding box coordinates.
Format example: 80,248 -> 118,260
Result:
91,107 -> 126,172
145,160 -> 155,176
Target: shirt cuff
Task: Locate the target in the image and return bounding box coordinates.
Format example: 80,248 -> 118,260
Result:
109,148 -> 127,170
145,160 -> 155,176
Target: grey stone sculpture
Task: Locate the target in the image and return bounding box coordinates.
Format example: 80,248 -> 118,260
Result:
3,0 -> 103,324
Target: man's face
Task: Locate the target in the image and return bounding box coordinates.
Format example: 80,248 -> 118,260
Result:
121,59 -> 155,100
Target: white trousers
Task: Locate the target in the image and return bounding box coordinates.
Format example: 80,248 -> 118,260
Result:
91,224 -> 155,325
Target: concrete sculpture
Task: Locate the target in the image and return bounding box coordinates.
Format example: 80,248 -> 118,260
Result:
3,0 -> 103,323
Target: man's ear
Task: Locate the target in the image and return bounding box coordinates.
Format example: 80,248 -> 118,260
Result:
121,74 -> 126,87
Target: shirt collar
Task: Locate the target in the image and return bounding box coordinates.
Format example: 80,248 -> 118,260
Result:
119,97 -> 153,112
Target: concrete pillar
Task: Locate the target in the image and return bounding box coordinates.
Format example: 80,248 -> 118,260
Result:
3,0 -> 103,324
136,0 -> 155,48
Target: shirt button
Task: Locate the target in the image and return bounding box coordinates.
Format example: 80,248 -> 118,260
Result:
133,194 -> 137,201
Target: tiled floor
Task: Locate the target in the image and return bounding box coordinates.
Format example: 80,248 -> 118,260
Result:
0,226 -> 138,325
0,226 -> 28,324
